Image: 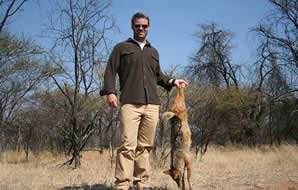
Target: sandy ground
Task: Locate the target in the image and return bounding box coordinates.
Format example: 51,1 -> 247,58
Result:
0,145 -> 297,190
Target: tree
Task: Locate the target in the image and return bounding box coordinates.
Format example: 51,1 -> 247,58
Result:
188,23 -> 239,88
47,0 -> 115,168
0,0 -> 56,153
251,0 -> 298,144
253,0 -> 298,68
0,32 -> 54,152
0,0 -> 28,33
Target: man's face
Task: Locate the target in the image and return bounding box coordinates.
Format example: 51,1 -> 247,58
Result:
132,18 -> 150,42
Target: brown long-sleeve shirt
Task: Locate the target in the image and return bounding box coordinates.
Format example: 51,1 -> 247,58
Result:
100,38 -> 172,105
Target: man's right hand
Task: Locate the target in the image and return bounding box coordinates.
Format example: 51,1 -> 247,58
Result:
107,94 -> 118,108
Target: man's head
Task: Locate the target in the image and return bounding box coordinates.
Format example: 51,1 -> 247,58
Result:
131,12 -> 150,42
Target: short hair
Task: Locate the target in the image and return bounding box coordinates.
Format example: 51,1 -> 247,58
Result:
131,12 -> 150,27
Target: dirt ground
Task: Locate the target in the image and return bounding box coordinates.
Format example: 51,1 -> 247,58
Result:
0,145 -> 297,190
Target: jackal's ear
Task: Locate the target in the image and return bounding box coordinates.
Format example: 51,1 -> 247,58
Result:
162,112 -> 176,124
172,169 -> 180,178
163,169 -> 171,175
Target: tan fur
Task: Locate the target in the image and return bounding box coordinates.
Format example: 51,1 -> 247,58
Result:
162,88 -> 192,190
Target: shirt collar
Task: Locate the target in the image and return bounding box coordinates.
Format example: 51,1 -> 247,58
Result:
128,38 -> 152,47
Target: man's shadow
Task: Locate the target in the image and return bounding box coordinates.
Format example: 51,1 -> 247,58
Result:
62,184 -> 168,190
62,184 -> 113,190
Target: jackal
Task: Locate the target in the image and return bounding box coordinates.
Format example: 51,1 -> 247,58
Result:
162,87 -> 192,190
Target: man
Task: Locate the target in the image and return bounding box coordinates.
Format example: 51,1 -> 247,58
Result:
100,12 -> 188,190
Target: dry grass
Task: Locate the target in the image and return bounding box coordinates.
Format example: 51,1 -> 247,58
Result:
0,145 -> 297,190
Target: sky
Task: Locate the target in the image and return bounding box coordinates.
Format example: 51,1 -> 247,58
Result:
9,0 -> 273,71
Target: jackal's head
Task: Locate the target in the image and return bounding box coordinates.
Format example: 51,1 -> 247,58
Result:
163,168 -> 183,187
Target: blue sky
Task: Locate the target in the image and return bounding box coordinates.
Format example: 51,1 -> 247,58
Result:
9,0 -> 272,71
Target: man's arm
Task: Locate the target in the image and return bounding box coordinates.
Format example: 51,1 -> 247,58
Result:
100,45 -> 121,108
154,50 -> 188,90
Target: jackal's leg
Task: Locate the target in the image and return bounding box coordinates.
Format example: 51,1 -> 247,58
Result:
179,177 -> 183,190
182,154 -> 192,190
185,160 -> 192,190
162,111 -> 176,125
182,165 -> 186,190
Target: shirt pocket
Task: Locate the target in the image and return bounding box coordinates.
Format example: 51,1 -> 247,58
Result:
120,50 -> 137,67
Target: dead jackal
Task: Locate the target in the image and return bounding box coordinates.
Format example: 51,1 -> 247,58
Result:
162,87 -> 192,190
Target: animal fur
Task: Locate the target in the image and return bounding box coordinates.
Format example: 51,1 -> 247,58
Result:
162,88 -> 192,190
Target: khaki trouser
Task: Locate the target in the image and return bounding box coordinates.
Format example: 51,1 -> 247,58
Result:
115,104 -> 159,190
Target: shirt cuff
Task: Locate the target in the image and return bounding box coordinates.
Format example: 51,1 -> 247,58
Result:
99,89 -> 117,96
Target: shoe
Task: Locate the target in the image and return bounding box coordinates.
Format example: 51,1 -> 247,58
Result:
114,186 -> 130,190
